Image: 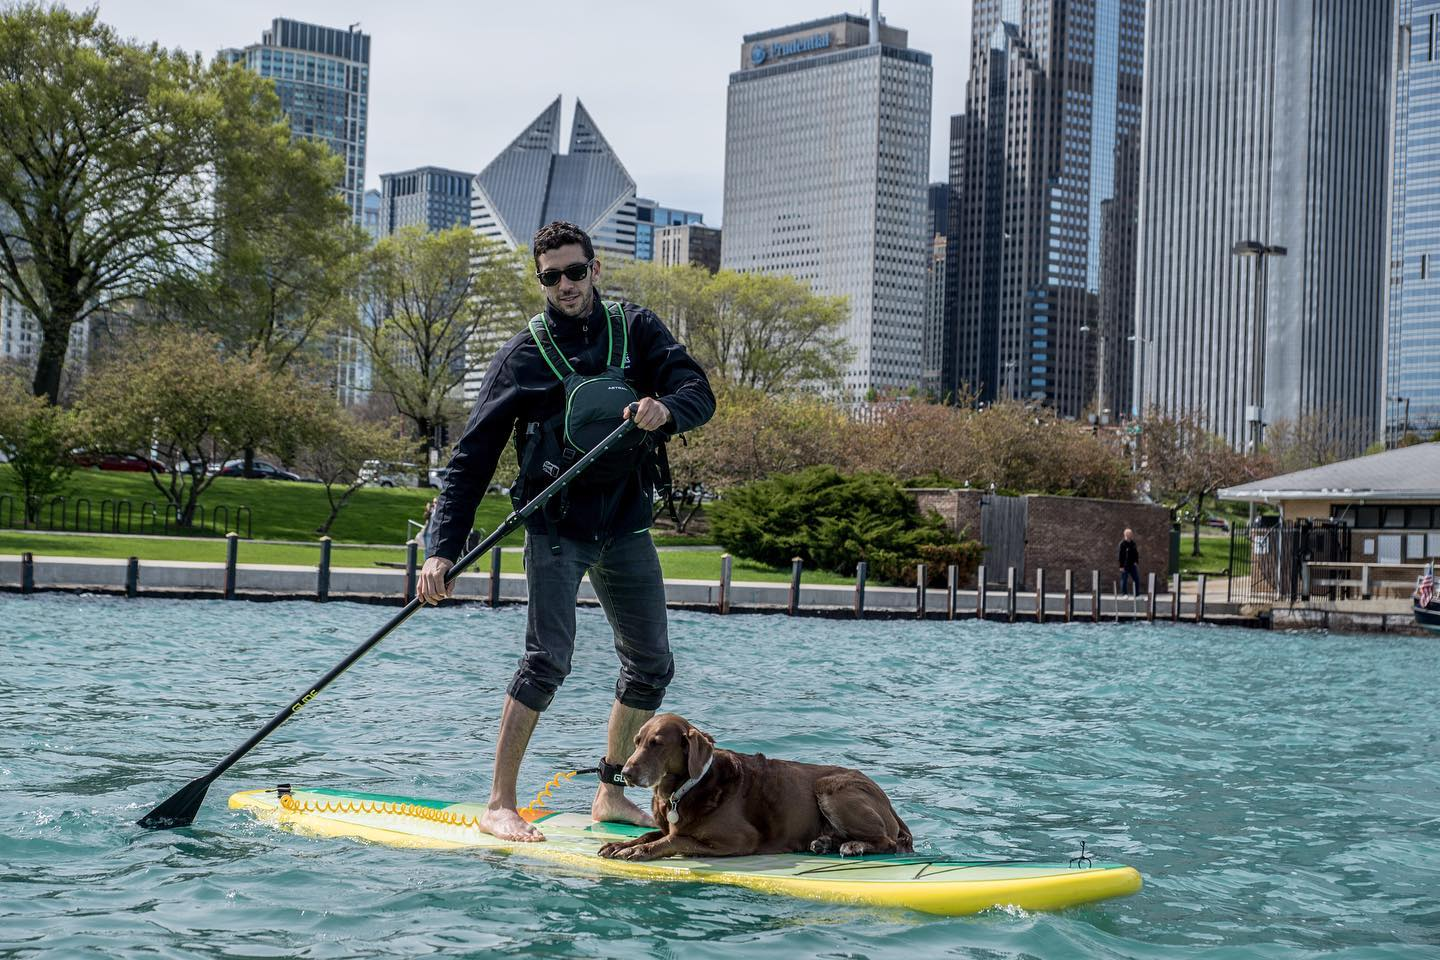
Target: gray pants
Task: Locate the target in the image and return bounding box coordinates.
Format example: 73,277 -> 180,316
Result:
507,530 -> 674,713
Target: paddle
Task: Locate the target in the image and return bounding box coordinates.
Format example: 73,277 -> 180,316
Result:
138,404 -> 643,830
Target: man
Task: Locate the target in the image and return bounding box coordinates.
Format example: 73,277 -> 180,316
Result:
415,220 -> 715,842
1118,528 -> 1140,596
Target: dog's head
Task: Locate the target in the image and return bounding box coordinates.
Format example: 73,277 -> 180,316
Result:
620,713 -> 714,789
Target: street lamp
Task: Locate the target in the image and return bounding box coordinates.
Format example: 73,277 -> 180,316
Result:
1387,394 -> 1411,445
1232,240 -> 1287,456
1126,333 -> 1152,420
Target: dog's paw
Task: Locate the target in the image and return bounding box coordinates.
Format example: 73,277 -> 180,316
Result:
809,836 -> 836,855
596,842 -> 629,859
613,843 -> 659,861
838,841 -> 870,857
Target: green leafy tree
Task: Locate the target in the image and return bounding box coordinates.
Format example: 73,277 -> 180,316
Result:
150,62 -> 367,374
0,6 -> 250,401
354,226 -> 537,480
606,261 -> 852,392
708,466 -> 981,585
81,328 -> 300,527
0,373 -> 85,524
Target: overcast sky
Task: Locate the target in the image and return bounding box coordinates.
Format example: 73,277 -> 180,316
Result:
83,0 -> 972,226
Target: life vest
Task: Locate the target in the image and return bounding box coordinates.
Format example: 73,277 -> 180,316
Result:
511,301 -> 660,524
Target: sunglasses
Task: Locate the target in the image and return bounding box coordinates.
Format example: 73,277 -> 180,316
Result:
536,261 -> 593,287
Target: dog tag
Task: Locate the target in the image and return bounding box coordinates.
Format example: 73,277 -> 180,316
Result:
666,809 -> 679,824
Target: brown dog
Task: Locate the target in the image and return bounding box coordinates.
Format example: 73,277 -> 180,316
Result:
596,713 -> 913,862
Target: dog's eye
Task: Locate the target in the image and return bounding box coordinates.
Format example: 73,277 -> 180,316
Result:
650,737 -> 662,746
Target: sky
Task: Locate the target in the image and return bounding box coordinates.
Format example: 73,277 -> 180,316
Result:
83,0 -> 973,227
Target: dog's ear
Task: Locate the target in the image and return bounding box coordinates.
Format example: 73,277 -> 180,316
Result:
684,726 -> 714,781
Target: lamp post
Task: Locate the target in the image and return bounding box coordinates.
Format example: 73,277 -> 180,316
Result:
1126,333 -> 1152,420
1387,394 -> 1411,446
1080,322 -> 1104,422
1231,240 -> 1287,456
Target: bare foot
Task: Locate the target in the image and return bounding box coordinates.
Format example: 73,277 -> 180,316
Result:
591,786 -> 655,827
479,806 -> 544,842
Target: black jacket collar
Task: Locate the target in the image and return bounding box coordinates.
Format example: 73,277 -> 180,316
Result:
543,295 -> 606,340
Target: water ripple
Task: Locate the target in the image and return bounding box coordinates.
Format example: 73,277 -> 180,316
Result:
1,595 -> 1437,957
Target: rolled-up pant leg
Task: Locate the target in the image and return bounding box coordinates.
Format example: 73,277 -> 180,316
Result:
508,533 -> 597,713
588,531 -> 673,711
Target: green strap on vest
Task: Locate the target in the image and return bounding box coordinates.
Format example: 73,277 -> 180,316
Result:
526,300 -> 628,378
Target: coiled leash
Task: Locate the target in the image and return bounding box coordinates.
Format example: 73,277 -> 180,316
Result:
517,760 -> 626,820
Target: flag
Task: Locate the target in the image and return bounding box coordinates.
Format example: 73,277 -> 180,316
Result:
1419,564 -> 1435,608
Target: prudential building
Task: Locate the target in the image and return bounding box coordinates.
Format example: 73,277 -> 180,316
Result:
722,7 -> 933,399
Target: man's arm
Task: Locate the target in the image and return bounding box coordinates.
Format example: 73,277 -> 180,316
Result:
629,306 -> 716,434
417,339 -> 522,603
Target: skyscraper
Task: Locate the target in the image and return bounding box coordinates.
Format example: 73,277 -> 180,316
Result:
1135,1 -> 1390,450
378,167 -> 474,237
655,224 -> 723,273
224,19 -> 371,225
945,0 -> 1144,419
722,6 -> 933,398
635,198 -> 705,262
470,97 -> 638,258
1385,2 -> 1440,442
362,188 -> 381,243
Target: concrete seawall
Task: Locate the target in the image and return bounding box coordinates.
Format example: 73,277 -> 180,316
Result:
0,553 -> 1266,624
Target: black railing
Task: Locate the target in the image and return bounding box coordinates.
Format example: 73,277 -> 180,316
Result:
1226,521 -> 1353,605
0,495 -> 252,538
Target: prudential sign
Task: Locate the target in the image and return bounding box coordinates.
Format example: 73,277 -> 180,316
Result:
750,31 -> 832,66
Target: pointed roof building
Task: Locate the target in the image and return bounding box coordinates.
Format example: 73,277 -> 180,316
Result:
471,97 -> 638,258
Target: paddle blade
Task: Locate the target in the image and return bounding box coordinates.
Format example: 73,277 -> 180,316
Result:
137,776 -> 212,830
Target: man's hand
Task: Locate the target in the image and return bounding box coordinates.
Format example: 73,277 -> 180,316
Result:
623,397 -> 671,432
417,556 -> 454,605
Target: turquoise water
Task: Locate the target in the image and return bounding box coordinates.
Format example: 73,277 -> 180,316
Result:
2,594 -> 1438,958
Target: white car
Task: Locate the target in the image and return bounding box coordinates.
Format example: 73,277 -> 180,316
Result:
360,460 -> 419,488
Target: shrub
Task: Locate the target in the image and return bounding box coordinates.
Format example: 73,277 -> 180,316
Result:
708,466 -> 981,584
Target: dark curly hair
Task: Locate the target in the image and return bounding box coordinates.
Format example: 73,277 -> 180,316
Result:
532,221 -> 595,268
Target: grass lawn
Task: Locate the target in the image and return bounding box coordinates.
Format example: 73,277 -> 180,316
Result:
1176,530 -> 1236,576
0,530 -> 852,585
0,465 -> 723,548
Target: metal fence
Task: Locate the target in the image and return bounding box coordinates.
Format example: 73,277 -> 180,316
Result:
1225,521 -> 1353,605
0,494 -> 252,538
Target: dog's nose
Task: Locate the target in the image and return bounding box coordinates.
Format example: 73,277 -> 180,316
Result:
620,765 -> 641,787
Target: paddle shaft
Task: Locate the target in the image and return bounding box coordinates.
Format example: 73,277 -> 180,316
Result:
139,409 -> 641,826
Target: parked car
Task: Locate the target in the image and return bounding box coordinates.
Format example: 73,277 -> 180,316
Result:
72,452 -> 167,473
1203,517 -> 1230,531
360,460 -> 419,488
217,459 -> 300,481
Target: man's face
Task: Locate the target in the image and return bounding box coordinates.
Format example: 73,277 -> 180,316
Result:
536,243 -> 600,319
1124,529 -> 1134,541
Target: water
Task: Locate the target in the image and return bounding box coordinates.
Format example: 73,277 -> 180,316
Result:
2,594 -> 1438,958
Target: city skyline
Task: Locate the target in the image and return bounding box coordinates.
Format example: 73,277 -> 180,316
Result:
81,0 -> 970,228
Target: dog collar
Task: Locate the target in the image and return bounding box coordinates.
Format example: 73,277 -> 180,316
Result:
666,755 -> 714,824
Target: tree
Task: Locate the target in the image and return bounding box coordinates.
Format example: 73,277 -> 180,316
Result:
0,6 -> 247,401
606,261 -> 853,392
1264,411 -> 1373,473
149,64 -> 367,374
81,328 -> 300,527
354,226 -> 536,480
0,372 -> 84,524
1138,409 -> 1266,555
292,397 -> 414,536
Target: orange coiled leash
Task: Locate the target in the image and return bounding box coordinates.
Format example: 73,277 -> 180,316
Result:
273,769 -> 599,827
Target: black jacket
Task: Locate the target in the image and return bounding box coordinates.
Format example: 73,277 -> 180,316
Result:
427,297 -> 715,563
1118,539 -> 1140,567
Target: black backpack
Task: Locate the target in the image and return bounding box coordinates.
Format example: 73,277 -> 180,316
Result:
511,301 -> 664,518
